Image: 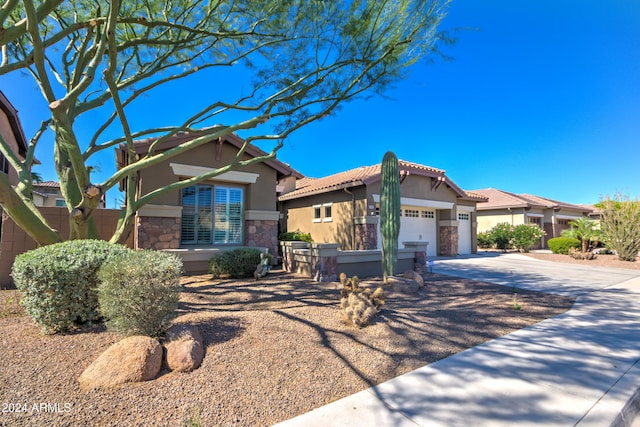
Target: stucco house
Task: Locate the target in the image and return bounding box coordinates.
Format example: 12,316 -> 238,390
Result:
471,188 -> 593,248
116,130 -> 301,273
278,160 -> 487,257
0,90 -> 27,187
31,181 -> 107,208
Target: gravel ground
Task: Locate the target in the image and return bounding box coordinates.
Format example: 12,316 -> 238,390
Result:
1,270 -> 575,427
523,251 -> 640,269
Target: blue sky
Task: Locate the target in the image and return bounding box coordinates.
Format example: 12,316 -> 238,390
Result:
2,1 -> 639,207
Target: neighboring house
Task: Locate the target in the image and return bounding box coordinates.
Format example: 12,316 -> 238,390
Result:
0,90 -> 29,253
0,90 -> 27,187
32,181 -> 67,207
471,188 -> 593,248
116,130 -> 302,273
278,160 -> 487,257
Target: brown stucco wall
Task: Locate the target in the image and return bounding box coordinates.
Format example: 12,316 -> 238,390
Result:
282,187 -> 367,250
138,142 -> 278,211
365,174 -> 458,206
0,208 -> 134,288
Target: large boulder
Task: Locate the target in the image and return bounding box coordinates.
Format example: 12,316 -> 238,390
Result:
164,324 -> 204,373
78,336 -> 162,391
403,270 -> 425,287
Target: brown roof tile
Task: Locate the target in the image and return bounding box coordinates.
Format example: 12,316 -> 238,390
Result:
279,160 -> 480,201
472,188 -> 593,213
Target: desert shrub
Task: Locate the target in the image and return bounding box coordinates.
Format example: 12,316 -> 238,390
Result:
512,224 -> 545,253
12,240 -> 131,333
279,230 -> 313,243
339,273 -> 385,327
477,231 -> 494,249
489,222 -> 514,251
599,194 -> 640,261
209,248 -> 262,279
98,250 -> 182,337
547,237 -> 581,255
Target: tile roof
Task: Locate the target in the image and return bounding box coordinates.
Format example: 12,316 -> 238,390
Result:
279,160 -> 484,201
471,188 -> 593,212
33,181 -> 60,188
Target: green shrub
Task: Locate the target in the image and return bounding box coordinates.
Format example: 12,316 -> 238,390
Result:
548,237 -> 581,255
12,240 -> 131,334
209,248 -> 262,279
98,250 -> 182,337
279,230 -> 313,243
490,222 -> 514,251
477,231 -> 494,249
512,224 -> 545,252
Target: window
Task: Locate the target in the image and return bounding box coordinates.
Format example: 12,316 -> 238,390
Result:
323,203 -> 333,222
181,185 -> 243,245
405,209 -> 420,218
422,210 -> 435,219
55,199 -> 66,207
558,219 -> 570,225
528,216 -> 541,225
458,213 -> 470,221
0,153 -> 8,174
313,205 -> 321,223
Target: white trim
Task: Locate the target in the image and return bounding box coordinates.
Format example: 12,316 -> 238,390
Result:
244,210 -> 280,221
170,163 -> 259,184
556,214 -> 584,220
322,202 -> 333,222
457,205 -> 476,213
372,194 -> 454,210
526,213 -> 544,218
138,204 -> 183,218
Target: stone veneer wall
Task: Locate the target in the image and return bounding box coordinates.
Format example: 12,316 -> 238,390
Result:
438,225 -> 458,256
354,223 -> 378,250
245,219 -> 278,258
136,216 -> 181,250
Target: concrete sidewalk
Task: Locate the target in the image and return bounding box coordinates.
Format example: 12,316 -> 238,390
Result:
273,255 -> 640,427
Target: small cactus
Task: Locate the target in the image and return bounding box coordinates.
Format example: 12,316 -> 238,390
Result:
339,274 -> 384,327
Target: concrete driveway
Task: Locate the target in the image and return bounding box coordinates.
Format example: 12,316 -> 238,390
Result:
275,253 -> 640,427
431,252 -> 640,297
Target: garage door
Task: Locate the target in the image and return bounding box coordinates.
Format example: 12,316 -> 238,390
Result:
457,212 -> 472,255
378,208 -> 437,257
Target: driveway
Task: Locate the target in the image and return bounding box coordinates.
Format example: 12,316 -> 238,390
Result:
431,252 -> 640,297
276,253 -> 640,427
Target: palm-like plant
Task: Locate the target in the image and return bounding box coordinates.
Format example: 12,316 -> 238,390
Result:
567,217 -> 600,253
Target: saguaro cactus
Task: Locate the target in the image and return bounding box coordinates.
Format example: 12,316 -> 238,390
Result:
380,151 -> 400,283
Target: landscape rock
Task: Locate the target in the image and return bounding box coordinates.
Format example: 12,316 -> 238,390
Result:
403,270 -> 425,287
164,324 -> 204,372
387,276 -> 420,294
78,336 -> 162,391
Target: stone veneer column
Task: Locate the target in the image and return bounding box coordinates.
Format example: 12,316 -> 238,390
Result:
438,220 -> 459,256
136,205 -> 183,250
354,216 -> 379,250
245,210 -> 280,258
309,243 -> 339,282
403,241 -> 429,273
280,241 -> 309,273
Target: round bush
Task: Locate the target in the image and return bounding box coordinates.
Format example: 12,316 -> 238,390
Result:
98,250 -> 183,337
548,237 -> 581,255
209,248 -> 262,279
12,240 -> 131,334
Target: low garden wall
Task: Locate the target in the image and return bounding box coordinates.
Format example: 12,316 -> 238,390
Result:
281,241 -> 428,282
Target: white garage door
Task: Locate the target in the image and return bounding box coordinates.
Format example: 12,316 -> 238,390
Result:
457,212 -> 472,255
378,208 -> 437,257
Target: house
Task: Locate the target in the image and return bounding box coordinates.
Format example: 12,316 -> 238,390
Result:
31,181 -> 107,208
116,130 -> 302,273
0,90 -> 27,187
471,188 -> 593,248
278,160 -> 487,257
